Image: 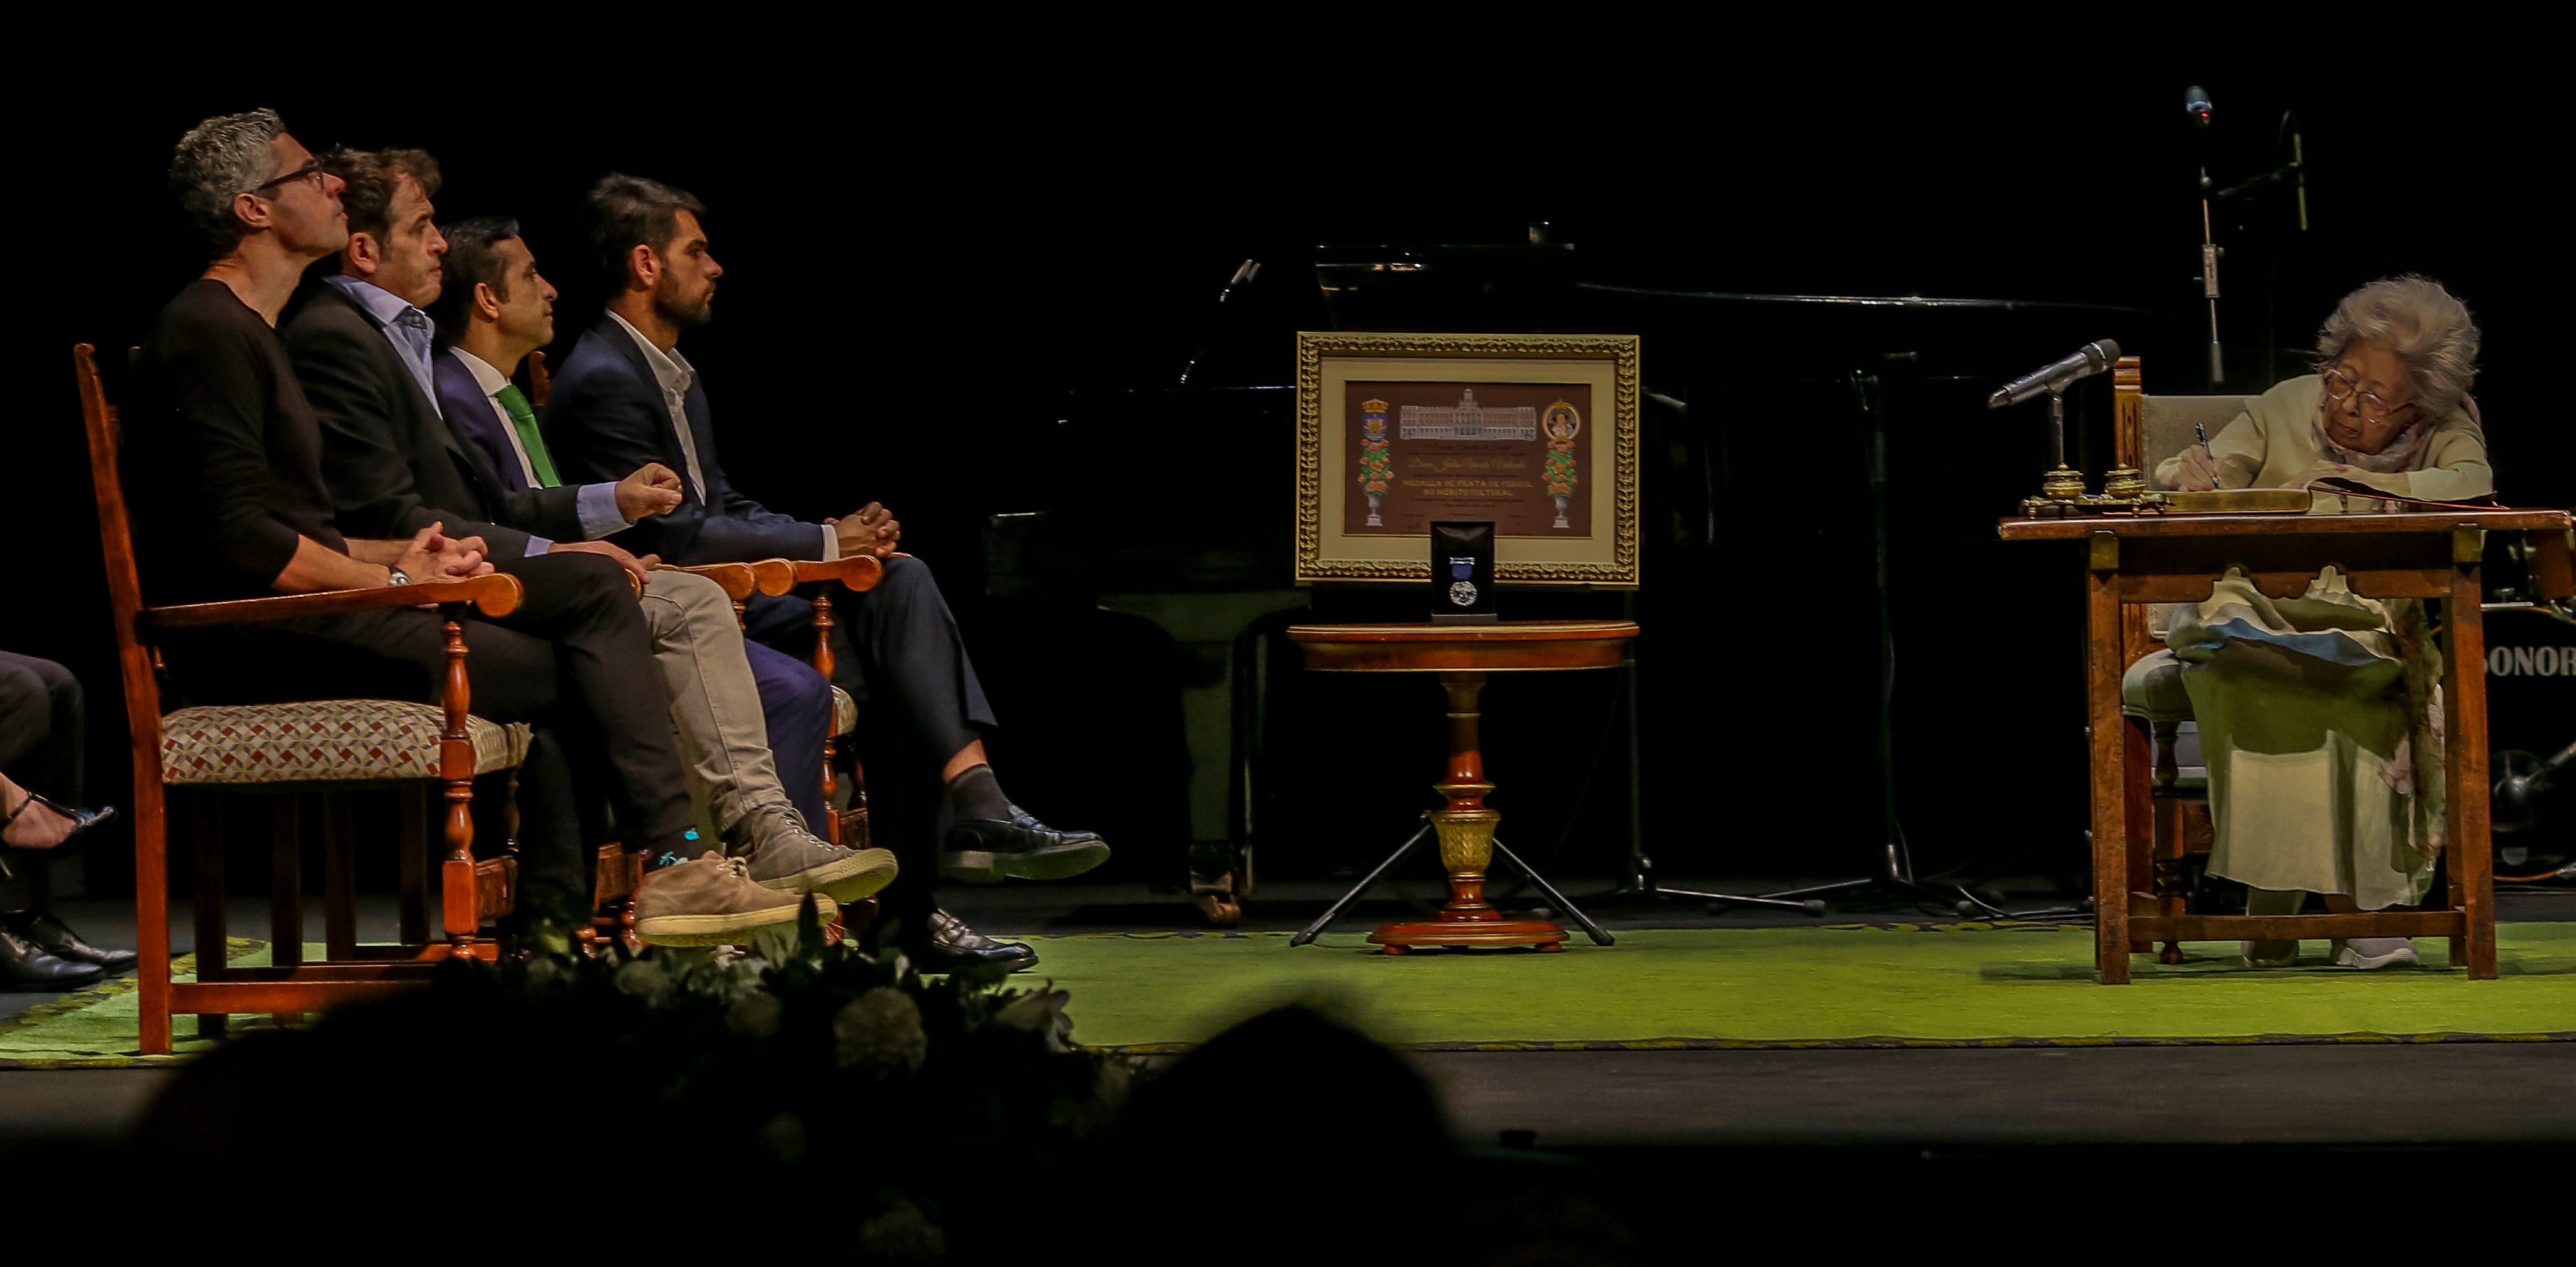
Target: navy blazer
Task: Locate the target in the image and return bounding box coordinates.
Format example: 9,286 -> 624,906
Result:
429,349 -> 591,537
543,314 -> 824,566
286,283 -> 538,560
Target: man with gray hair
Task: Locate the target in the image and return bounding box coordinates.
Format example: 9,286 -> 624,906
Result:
2155,275 -> 2491,971
133,110 -> 839,947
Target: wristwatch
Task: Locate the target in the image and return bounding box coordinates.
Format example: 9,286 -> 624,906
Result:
388,567 -> 413,586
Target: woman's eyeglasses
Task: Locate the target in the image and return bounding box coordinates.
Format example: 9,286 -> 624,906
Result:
2320,365 -> 2416,425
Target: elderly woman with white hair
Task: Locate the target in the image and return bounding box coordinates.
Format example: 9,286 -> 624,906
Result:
2154,275 -> 2489,971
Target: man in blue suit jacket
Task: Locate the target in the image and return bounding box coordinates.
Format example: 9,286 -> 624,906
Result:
546,175 -> 1103,971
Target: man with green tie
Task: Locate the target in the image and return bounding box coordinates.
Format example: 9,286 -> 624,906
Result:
418,211 -> 883,898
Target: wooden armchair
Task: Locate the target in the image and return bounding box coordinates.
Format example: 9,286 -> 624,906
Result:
2113,360 -> 2247,961
2105,356 -> 2576,969
743,554 -> 883,850
524,350 -> 886,850
78,345 -> 529,1056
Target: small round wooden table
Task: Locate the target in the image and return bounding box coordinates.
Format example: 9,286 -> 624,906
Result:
1288,620 -> 1641,953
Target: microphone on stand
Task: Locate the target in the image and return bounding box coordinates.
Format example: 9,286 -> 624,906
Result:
2188,86 -> 2224,383
2291,123 -> 2309,231
1987,339 -> 2122,409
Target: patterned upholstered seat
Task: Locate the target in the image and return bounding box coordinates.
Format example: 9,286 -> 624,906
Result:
2119,649 -> 2193,724
830,685 -> 857,737
159,700 -> 530,786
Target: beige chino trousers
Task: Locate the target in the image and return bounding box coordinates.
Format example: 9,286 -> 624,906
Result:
638,569 -> 797,844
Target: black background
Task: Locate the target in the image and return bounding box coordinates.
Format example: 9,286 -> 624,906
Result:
14,51 -> 2562,897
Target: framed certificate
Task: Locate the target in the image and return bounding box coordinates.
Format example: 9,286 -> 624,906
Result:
1295,331 -> 1639,586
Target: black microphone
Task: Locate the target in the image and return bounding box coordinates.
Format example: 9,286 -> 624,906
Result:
1987,339 -> 2121,409
2186,86 -> 2213,127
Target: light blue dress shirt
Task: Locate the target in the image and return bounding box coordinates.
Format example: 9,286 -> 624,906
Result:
327,276 -> 628,556
323,275 -> 441,419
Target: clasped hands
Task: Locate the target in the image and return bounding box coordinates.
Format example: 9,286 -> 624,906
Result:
825,502 -> 901,559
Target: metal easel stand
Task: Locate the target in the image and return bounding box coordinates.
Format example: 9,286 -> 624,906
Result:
1289,812 -> 1614,947
1593,591 -> 1827,917
1755,370 -> 2080,921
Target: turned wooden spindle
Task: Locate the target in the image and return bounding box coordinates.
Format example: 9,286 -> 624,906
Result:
813,589 -> 842,847
439,618 -> 479,958
1371,671 -> 1566,954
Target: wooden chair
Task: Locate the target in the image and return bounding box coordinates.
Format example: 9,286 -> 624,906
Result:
79,345 -> 528,1056
522,351 -> 885,850
741,554 -> 884,850
2105,356 -> 2576,967
2112,358 -> 2247,961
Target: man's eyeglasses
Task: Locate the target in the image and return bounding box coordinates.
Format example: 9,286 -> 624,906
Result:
2320,365 -> 2416,425
249,159 -> 327,195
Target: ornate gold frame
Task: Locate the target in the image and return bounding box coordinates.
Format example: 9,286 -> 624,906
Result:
1295,331 -> 1640,587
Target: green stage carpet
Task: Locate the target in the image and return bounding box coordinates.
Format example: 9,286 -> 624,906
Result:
6,925 -> 2570,1065
0,938 -> 267,1067
1030,923 -> 2576,1051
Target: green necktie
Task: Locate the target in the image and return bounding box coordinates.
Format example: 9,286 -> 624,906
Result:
494,383 -> 561,489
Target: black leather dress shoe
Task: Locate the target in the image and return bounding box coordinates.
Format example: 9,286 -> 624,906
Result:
902,909 -> 1038,974
938,807 -> 1110,884
5,910 -> 139,973
0,927 -> 106,989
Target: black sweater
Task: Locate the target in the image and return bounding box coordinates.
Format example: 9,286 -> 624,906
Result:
133,280 -> 348,605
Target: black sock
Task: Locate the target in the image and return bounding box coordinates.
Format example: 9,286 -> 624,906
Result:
640,829 -> 704,873
943,763 -> 1012,824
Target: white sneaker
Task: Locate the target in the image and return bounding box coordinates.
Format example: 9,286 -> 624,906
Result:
2240,940 -> 2299,967
2332,937 -> 2418,969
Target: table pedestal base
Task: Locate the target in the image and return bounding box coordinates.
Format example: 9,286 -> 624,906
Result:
1367,790 -> 1569,954
1369,918 -> 1568,952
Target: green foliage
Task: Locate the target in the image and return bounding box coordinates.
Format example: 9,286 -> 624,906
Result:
477,904 -> 1128,1259
1543,442 -> 1579,497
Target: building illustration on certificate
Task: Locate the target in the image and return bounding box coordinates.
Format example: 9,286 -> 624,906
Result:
1399,388 -> 1538,441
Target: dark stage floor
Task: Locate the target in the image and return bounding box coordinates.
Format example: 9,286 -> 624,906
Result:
8,879 -> 2572,1180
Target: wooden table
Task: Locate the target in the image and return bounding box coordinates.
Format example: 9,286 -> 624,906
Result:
1288,620 -> 1641,953
1998,510 -> 2575,984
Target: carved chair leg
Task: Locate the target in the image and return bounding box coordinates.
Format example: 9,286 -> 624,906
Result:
2152,721 -> 2185,965
323,792 -> 357,960
269,793 -> 304,1027
811,590 -> 841,847
822,734 -> 840,847
190,790 -> 228,1039
437,618 -> 478,956
397,785 -> 430,946
2123,715 -> 2155,956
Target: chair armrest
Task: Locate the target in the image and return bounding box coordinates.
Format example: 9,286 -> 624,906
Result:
741,558 -> 798,597
791,554 -> 884,593
143,573 -> 525,631
664,562 -> 757,602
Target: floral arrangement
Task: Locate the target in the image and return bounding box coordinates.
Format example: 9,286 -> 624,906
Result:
1543,440 -> 1579,498
501,909 -> 1127,1258
1358,436 -> 1393,497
